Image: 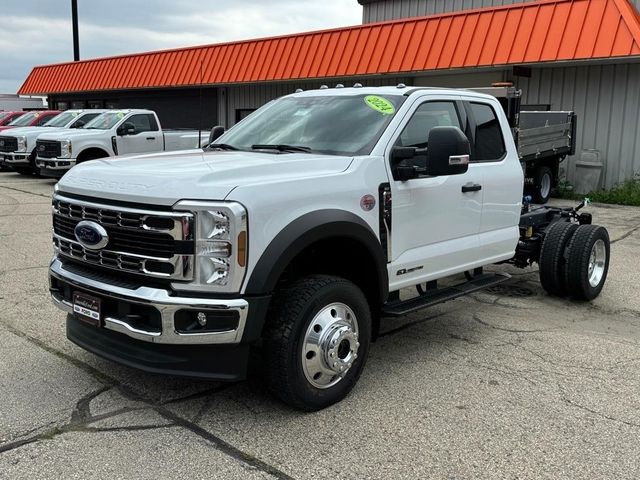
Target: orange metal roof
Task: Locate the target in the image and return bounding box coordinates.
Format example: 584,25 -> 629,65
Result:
18,0 -> 640,95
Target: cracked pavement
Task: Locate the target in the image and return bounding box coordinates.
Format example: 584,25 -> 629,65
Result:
0,172 -> 639,479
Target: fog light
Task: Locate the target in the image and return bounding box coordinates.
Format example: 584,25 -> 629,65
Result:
174,310 -> 239,333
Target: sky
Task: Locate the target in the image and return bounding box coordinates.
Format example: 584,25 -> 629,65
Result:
1,0 -> 362,94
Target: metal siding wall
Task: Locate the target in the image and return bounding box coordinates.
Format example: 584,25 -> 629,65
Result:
518,64 -> 640,189
362,0 -> 537,22
220,77 -> 411,128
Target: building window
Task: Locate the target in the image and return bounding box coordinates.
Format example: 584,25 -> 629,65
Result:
236,109 -> 256,123
71,101 -> 86,109
88,100 -> 104,109
56,101 -> 69,110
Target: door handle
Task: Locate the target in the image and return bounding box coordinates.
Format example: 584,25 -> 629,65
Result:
146,137 -> 156,140
462,183 -> 482,193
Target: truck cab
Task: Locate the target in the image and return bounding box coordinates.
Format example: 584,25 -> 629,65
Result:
35,109 -> 206,178
48,86 -> 609,411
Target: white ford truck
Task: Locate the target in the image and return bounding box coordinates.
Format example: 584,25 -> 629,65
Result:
0,109 -> 107,175
35,109 -> 208,178
48,86 -> 610,411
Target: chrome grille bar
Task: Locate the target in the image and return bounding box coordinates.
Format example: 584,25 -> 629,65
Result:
52,194 -> 194,281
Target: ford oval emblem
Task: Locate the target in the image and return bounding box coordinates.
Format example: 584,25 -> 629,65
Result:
74,221 -> 109,250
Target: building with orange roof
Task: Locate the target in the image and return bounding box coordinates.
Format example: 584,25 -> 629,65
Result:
18,0 -> 640,189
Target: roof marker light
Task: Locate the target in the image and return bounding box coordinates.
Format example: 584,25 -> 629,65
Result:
295,89 -> 304,93
353,83 -> 363,88
397,83 -> 406,89
336,84 -> 344,88
320,85 -> 329,89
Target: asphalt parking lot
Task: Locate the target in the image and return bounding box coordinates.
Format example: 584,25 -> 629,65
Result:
0,171 -> 639,479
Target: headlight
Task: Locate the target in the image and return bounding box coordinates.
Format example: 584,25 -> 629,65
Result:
172,200 -> 247,293
16,136 -> 27,152
60,140 -> 72,158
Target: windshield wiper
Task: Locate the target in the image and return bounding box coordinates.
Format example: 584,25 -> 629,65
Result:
207,143 -> 240,151
251,144 -> 312,153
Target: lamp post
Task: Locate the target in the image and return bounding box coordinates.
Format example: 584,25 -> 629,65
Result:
71,0 -> 79,61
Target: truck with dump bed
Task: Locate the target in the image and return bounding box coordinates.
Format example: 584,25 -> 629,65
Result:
48,85 -> 608,411
0,109 -> 108,175
35,109 -> 208,178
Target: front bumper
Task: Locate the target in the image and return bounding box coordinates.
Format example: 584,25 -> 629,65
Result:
3,152 -> 30,165
49,258 -> 270,380
36,156 -> 76,170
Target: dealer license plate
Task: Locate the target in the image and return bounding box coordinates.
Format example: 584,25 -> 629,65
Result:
73,292 -> 101,327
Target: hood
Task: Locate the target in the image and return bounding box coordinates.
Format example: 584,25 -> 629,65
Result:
37,128 -> 105,141
57,149 -> 354,206
0,126 -> 68,138
0,126 -> 18,132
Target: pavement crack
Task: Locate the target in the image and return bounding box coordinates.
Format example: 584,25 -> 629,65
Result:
0,184 -> 53,199
611,223 -> 640,244
472,314 -> 555,333
563,398 -> 640,428
0,321 -> 294,479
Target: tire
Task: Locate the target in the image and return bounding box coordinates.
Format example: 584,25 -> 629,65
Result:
539,221 -> 578,297
263,275 -> 371,411
12,152 -> 38,176
532,166 -> 553,204
12,166 -> 33,176
564,225 -> 610,301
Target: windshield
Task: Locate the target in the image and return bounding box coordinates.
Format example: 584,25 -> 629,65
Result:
9,112 -> 39,126
43,111 -> 80,127
84,111 -> 126,130
0,112 -> 10,123
217,93 -> 406,156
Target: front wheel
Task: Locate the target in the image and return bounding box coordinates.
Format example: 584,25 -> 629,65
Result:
263,275 -> 371,411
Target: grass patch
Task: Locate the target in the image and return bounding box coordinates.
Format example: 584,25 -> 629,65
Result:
554,177 -> 640,207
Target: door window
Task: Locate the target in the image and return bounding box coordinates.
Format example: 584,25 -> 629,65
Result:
469,102 -> 506,162
394,101 -> 461,170
127,114 -> 159,134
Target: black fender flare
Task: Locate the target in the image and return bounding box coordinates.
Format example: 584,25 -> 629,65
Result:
244,209 -> 388,302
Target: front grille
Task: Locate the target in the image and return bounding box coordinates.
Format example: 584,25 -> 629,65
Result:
36,140 -> 62,158
52,194 -> 194,281
0,136 -> 18,153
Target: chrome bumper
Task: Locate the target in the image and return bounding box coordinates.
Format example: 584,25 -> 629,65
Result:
49,258 -> 248,345
36,157 -> 76,170
3,152 -> 30,165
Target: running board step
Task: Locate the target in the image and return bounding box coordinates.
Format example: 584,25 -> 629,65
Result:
382,273 -> 511,317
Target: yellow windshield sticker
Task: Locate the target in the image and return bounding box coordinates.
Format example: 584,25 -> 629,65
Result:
364,95 -> 395,115
116,112 -> 125,119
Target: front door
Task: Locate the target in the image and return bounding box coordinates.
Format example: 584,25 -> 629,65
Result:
388,97 -> 484,291
116,114 -> 163,155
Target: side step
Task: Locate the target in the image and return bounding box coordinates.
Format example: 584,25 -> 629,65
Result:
382,273 -> 511,317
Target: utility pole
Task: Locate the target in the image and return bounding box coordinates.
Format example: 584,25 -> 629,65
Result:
71,0 -> 80,61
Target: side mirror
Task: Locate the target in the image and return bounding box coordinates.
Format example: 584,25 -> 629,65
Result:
72,120 -> 85,129
390,146 -> 426,181
117,122 -> 135,136
209,125 -> 225,144
426,126 -> 470,176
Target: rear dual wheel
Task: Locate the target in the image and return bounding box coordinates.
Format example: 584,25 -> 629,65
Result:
540,223 -> 610,300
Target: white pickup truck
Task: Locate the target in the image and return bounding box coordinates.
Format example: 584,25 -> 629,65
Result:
48,86 -> 610,411
35,109 -> 208,178
0,109 -> 107,175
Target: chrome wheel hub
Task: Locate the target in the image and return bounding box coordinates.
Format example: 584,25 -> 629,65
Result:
588,239 -> 606,288
302,303 -> 360,389
540,173 -> 551,199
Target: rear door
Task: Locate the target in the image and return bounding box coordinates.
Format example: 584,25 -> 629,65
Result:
387,95 -> 485,290
461,97 -> 523,264
116,114 -> 163,155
